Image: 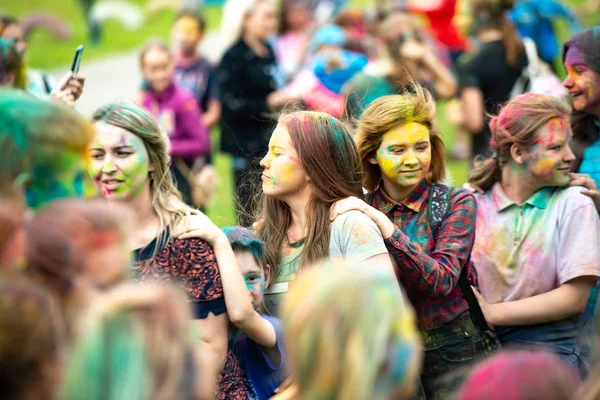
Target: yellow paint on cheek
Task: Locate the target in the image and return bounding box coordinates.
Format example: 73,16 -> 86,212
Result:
532,157 -> 556,176
379,155 -> 399,177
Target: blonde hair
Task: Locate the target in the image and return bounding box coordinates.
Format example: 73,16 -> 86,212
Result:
283,260 -> 421,400
468,93 -> 571,191
356,85 -> 446,192
64,282 -> 192,400
92,102 -> 194,248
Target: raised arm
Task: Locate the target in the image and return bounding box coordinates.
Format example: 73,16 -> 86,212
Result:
173,213 -> 277,348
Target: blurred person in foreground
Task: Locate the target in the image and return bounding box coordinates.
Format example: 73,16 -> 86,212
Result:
0,16 -> 85,107
275,259 -> 421,400
0,273 -> 66,400
63,283 -> 199,400
457,351 -> 580,400
25,199 -> 133,343
0,89 -> 94,210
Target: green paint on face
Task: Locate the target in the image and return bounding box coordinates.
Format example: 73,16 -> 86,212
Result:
244,274 -> 264,292
87,125 -> 151,201
25,149 -> 86,208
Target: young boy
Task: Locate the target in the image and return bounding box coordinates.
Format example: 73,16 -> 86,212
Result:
171,9 -> 221,129
221,226 -> 288,400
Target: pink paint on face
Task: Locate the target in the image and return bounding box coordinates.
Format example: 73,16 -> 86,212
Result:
563,47 -> 600,115
525,118 -> 575,186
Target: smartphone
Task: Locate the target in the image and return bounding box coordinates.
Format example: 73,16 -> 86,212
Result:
70,45 -> 84,74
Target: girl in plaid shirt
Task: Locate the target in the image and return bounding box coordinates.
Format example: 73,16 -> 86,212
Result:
331,85 -> 492,399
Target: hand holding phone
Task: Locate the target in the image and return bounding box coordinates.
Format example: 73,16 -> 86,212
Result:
71,45 -> 84,75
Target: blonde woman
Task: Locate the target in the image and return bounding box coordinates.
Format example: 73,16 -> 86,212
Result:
280,260 -> 421,400
87,102 -> 248,399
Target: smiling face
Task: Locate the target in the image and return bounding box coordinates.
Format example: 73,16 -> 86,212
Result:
371,122 -> 432,192
87,122 -> 153,202
260,123 -> 309,200
234,249 -> 267,309
563,46 -> 600,116
141,47 -> 174,94
521,118 -> 574,186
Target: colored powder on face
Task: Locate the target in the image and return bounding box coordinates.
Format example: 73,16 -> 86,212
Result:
376,122 -> 431,188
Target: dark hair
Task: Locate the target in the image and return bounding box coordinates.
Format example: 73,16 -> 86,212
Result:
0,15 -> 19,35
174,9 -> 207,33
0,38 -> 21,85
471,0 -> 523,67
563,27 -> 600,170
222,226 -> 267,271
278,0 -> 308,36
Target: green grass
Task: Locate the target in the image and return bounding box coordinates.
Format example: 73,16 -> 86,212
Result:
1,0 -> 223,70
7,0 -> 599,226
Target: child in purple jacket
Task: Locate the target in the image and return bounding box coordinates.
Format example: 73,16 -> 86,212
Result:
140,40 -> 210,205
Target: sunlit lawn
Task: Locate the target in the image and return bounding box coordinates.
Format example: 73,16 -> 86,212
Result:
7,0 -> 598,226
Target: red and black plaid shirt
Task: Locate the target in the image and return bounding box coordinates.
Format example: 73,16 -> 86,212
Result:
370,180 -> 476,330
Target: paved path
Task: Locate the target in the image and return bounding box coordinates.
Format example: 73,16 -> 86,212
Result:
51,48 -> 142,117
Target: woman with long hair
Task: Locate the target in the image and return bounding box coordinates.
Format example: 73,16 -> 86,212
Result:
255,110 -> 394,317
468,93 -> 600,378
330,85 -> 493,399
457,0 -> 527,160
87,102 -> 248,399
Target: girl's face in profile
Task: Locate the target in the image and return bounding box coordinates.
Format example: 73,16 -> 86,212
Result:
260,123 -> 310,200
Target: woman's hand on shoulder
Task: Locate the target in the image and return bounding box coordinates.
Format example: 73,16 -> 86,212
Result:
330,196 -> 370,220
172,211 -> 226,246
568,173 -> 600,213
330,197 -> 395,239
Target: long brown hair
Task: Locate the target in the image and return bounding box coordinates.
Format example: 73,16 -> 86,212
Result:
468,93 -> 571,191
563,27 -> 600,171
471,0 -> 523,67
256,111 -> 364,272
356,84 -> 446,192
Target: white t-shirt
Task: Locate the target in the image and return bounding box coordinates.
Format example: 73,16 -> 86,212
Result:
473,183 -> 600,303
264,210 -> 389,316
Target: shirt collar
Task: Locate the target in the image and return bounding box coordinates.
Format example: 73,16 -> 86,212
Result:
491,183 -> 551,211
371,180 -> 430,214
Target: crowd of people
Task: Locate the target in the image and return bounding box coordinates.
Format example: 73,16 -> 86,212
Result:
1,0 -> 600,399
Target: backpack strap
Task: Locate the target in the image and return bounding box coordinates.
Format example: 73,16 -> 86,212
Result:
427,184 -> 491,331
